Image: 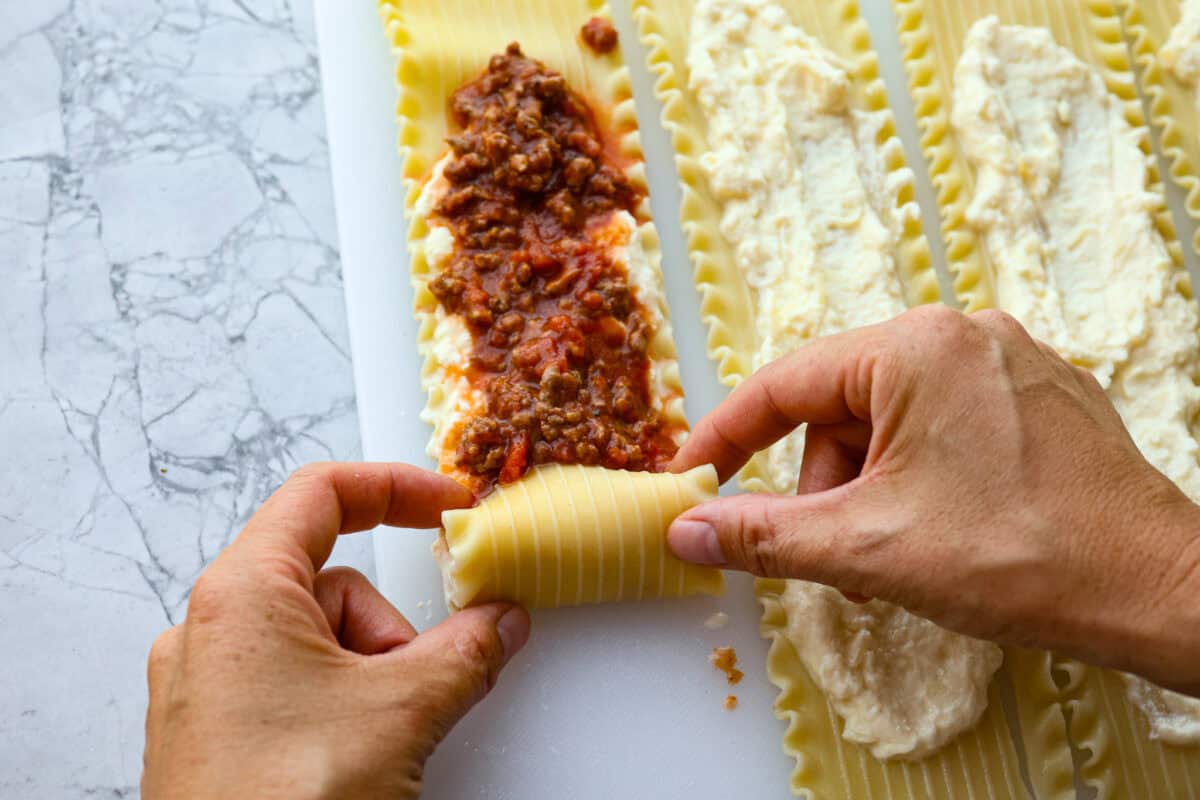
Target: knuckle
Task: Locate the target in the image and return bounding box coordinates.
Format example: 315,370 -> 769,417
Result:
906,304 -> 967,341
1072,363 -> 1104,392
185,573 -> 229,621
147,627 -> 180,678
908,303 -> 963,328
287,461 -> 335,489
707,415 -> 755,467
1037,342 -> 1068,369
905,305 -> 972,356
453,624 -> 504,696
317,565 -> 364,589
256,549 -> 316,590
972,309 -> 1032,347
971,308 -> 1017,329
734,501 -> 782,578
148,628 -> 177,661
824,496 -> 907,588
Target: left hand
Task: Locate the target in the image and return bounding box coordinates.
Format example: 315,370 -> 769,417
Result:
141,462 -> 531,800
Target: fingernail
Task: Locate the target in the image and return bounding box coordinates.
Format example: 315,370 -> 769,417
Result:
496,606 -> 530,663
668,519 -> 725,566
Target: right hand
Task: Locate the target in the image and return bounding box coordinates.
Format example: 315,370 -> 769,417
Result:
668,306 -> 1200,697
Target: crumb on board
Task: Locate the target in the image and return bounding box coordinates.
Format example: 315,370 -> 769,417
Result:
580,17 -> 618,55
703,611 -> 730,630
710,646 -> 743,686
724,694 -> 738,711
415,599 -> 434,622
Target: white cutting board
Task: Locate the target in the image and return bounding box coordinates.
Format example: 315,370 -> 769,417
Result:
311,1 -> 1118,797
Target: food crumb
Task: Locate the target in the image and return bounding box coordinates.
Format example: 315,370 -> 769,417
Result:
724,694 -> 738,711
710,646 -> 743,686
416,599 -> 434,622
580,16 -> 618,55
703,611 -> 730,630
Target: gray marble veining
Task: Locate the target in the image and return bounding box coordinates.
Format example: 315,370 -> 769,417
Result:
0,1 -> 369,796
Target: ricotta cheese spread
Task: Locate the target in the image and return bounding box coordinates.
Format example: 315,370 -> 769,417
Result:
1122,671 -> 1200,745
415,158 -> 485,473
688,0 -> 914,493
1163,0 -> 1200,109
952,16 -> 1200,744
688,0 -> 1003,759
781,583 -> 1004,760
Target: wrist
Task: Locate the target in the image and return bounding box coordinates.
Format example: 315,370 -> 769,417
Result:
1148,496 -> 1200,693
1111,491 -> 1200,695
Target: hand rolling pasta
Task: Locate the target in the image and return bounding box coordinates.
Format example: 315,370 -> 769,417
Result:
380,1 -> 721,610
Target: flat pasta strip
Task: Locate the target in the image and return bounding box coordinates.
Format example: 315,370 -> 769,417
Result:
379,0 -> 709,609
438,464 -> 722,610
633,0 -> 1064,797
894,0 -> 1200,794
1057,659 -> 1200,797
1126,0 -> 1200,255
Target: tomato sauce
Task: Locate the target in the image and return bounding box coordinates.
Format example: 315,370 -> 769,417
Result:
428,44 -> 683,496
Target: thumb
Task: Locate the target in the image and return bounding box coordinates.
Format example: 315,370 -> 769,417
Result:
391,603 -> 530,738
668,492 -> 866,585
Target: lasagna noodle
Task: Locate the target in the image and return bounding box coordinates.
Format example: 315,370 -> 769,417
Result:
438,464 -> 724,610
634,1 -> 1068,797
380,1 -> 696,608
1127,0 -> 1200,255
894,0 -> 1200,794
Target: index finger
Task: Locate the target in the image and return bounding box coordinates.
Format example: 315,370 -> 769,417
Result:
673,323 -> 889,482
228,462 -> 473,579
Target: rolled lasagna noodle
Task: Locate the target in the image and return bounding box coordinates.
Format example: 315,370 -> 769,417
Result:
437,464 -> 723,610
895,0 -> 1200,794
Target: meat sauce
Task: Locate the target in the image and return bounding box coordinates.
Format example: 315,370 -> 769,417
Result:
428,44 -> 682,496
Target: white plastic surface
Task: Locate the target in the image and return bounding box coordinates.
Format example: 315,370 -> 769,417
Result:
310,1 -> 1047,797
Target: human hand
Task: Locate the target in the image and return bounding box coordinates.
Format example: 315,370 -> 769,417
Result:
142,463 -> 531,800
668,306 -> 1200,696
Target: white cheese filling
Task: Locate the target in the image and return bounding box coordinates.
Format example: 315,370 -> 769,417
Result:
952,16 -> 1200,745
688,0 -> 915,493
414,159 -> 483,475
689,0 -> 1002,760
782,583 -> 1004,760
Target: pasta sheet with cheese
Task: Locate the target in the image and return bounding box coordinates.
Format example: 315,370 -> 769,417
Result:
635,0 -> 1073,796
379,0 -> 721,611
895,0 -> 1200,794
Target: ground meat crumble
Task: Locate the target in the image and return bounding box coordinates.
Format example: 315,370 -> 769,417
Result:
581,17 -> 619,55
710,646 -> 743,686
428,44 -> 681,496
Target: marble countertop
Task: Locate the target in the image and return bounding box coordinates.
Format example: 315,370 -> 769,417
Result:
1,1 -> 372,795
